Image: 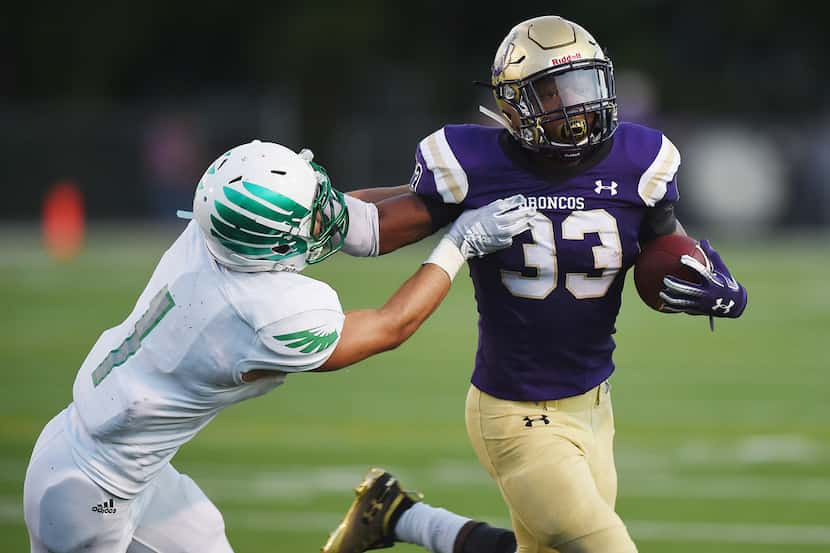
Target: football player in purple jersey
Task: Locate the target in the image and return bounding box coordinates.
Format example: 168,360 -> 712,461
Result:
324,14 -> 747,553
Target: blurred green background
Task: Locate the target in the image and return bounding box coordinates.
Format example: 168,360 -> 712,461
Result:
1,227 -> 828,552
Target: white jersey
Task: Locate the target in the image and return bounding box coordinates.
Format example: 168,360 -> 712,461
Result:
65,221 -> 344,498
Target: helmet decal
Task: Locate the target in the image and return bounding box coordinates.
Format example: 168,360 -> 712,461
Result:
213,199 -> 278,236
209,228 -> 305,259
211,183 -> 311,259
227,181 -> 310,226
209,215 -> 279,245
493,30 -> 518,77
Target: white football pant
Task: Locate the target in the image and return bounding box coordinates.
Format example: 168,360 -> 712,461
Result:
24,410 -> 233,553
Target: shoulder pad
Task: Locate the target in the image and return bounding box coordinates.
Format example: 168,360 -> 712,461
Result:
616,124 -> 681,206
414,126 -> 470,204
223,271 -> 343,331
637,133 -> 681,207
412,124 -> 503,204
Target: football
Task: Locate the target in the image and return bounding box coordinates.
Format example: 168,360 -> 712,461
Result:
634,234 -> 708,312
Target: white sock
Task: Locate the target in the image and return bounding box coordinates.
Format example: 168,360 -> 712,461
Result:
393,502 -> 471,553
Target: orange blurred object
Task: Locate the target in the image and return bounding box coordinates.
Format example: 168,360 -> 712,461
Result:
42,180 -> 85,260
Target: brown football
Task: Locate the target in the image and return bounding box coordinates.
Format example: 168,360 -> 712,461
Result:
634,234 -> 708,312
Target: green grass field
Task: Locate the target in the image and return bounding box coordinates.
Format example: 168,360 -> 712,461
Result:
1,225 -> 828,552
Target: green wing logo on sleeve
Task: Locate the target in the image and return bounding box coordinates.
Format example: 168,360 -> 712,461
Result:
273,327 -> 339,354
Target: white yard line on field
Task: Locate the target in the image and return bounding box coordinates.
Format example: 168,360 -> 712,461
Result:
4,455 -> 830,504
1,433 -> 824,488
615,434 -> 827,469
622,474 -> 830,502
3,496 -> 830,546
628,520 -> 830,546
181,462 -> 830,504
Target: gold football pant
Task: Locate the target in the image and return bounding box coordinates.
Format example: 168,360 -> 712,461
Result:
465,383 -> 637,553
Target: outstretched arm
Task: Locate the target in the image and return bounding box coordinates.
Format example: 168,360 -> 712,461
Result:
315,263 -> 450,370
348,185 -> 410,203
343,189 -> 462,256
316,195 -> 535,371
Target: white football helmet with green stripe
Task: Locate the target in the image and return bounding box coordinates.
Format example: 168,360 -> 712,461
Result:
193,140 -> 349,273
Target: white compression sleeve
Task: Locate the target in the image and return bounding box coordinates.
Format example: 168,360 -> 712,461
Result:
342,195 -> 380,257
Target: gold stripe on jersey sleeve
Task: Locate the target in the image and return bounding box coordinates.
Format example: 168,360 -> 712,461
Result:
638,135 -> 681,206
420,129 -> 468,204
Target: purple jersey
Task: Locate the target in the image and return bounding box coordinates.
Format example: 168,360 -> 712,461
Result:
411,123 -> 680,401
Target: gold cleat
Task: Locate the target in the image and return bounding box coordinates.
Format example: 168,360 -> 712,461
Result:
322,468 -> 422,553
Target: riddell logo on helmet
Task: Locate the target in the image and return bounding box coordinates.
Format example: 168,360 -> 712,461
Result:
551,53 -> 582,66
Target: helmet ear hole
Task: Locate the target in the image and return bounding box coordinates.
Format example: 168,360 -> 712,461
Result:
272,244 -> 291,254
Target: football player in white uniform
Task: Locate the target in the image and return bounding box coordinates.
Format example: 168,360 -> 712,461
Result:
22,140 -> 536,553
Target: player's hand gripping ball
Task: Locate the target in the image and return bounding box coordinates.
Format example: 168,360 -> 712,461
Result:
634,235 -> 708,312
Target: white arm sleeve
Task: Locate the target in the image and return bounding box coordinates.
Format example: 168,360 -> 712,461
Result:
342,194 -> 380,257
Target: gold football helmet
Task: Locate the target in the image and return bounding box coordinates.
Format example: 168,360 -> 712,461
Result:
488,16 -> 618,159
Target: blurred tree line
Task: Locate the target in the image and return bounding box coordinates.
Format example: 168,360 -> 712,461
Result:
1,0 -> 827,220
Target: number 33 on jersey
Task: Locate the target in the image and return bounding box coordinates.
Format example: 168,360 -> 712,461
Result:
411,122 -> 680,400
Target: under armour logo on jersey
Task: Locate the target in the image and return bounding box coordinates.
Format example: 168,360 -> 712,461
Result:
91,499 -> 117,514
712,298 -> 735,314
523,415 -> 550,427
594,180 -> 618,196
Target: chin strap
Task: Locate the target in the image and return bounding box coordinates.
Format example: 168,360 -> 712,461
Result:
478,106 -> 517,136
479,105 -> 590,163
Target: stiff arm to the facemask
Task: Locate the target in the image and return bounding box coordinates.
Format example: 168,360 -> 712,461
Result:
341,195 -> 380,257
316,195 -> 535,371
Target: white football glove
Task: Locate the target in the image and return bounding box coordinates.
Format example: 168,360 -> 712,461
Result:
445,194 -> 536,259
